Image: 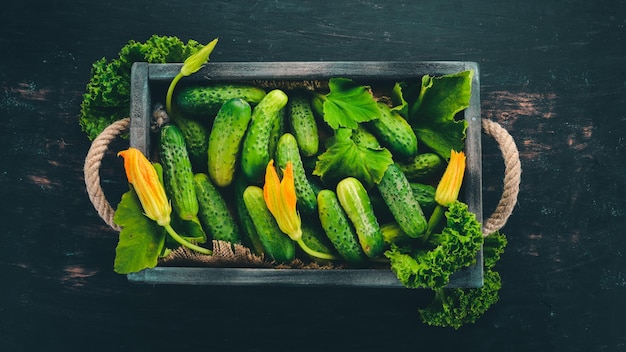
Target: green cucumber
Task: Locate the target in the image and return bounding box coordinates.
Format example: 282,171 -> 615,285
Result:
287,91 -> 319,157
410,182 -> 437,216
317,189 -> 366,264
207,98 -> 252,187
243,185 -> 295,263
397,152 -> 445,182
171,114 -> 209,172
159,124 -> 198,220
376,163 -> 427,238
336,177 -> 385,258
366,103 -> 418,160
193,173 -> 240,244
300,217 -> 338,259
275,133 -> 317,214
241,89 -> 289,183
176,84 -> 267,118
234,174 -> 264,255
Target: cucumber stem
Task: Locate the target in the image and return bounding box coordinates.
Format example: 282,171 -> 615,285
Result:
164,224 -> 212,255
423,204 -> 446,243
165,73 -> 184,115
296,238 -> 340,261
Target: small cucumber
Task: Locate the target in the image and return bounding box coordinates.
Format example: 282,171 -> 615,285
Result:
397,152 -> 445,182
376,163 -> 427,238
275,133 -> 317,214
287,91 -> 319,157
317,189 -> 366,264
336,177 -> 385,258
234,174 -> 264,255
241,89 -> 289,183
207,98 -> 252,187
171,114 -> 209,172
243,185 -> 295,263
176,84 -> 267,119
159,124 -> 198,220
300,217 -> 338,260
366,103 -> 418,160
380,222 -> 411,245
410,182 -> 437,216
193,173 -> 241,244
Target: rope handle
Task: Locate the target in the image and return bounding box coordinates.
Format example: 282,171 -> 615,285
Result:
84,117 -> 521,236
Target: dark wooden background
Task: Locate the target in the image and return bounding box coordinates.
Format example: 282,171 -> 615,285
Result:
1,0 -> 625,351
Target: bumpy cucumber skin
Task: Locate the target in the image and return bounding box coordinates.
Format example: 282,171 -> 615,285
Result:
172,114 -> 209,172
367,103 -> 418,160
276,133 -> 317,214
207,98 -> 252,187
377,163 -> 427,239
336,177 -> 385,258
176,84 -> 267,118
241,89 -> 289,183
397,152 -> 445,182
234,174 -> 264,255
317,190 -> 366,264
410,182 -> 437,216
193,173 -> 241,244
243,185 -> 295,263
288,92 -> 319,157
159,124 -> 198,220
300,218 -> 338,258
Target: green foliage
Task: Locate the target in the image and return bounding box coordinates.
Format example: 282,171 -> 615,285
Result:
316,78 -> 380,130
79,35 -> 203,140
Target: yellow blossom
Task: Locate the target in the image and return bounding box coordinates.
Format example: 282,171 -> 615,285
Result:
434,150 -> 466,207
263,159 -> 302,241
118,148 -> 171,226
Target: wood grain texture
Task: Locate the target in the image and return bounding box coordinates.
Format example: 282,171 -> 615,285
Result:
0,0 -> 625,350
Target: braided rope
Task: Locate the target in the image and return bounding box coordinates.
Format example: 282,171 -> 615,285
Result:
481,119 -> 522,236
83,118 -> 130,231
83,118 -> 521,236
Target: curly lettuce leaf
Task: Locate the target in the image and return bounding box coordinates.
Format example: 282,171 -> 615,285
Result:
313,128 -> 393,188
319,78 -> 380,130
407,70 -> 473,160
113,189 -> 166,274
385,200 -> 483,289
80,35 -> 204,140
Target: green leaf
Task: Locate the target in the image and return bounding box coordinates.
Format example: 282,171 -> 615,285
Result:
112,189 -> 166,274
409,70 -> 473,160
313,128 -> 393,188
321,78 -> 380,130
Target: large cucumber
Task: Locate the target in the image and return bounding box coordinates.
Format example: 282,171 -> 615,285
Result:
171,113 -> 209,172
275,133 -> 317,214
287,91 -> 319,157
376,163 -> 427,238
193,173 -> 241,244
397,152 -> 445,182
366,103 -> 418,160
176,84 -> 267,118
243,185 -> 295,263
317,189 -> 366,264
159,124 -> 198,221
241,89 -> 289,183
207,98 -> 252,187
336,177 -> 385,258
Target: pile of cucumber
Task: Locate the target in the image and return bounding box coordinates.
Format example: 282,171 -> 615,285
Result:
156,82 -> 446,265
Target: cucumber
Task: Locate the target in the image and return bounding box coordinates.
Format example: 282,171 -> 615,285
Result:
241,89 -> 289,183
300,217 -> 338,260
317,189 -> 366,264
243,185 -> 295,263
234,174 -> 264,255
380,222 -> 411,245
410,182 -> 437,216
159,124 -> 198,221
287,91 -> 319,157
336,177 -> 385,258
366,103 -> 417,160
171,114 -> 209,172
193,173 -> 241,244
397,152 -> 445,182
176,84 -> 267,118
376,163 -> 427,238
351,125 -> 381,149
207,98 -> 252,187
275,133 -> 317,214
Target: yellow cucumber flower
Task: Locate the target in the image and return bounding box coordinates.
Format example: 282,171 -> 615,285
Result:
181,38 -> 219,76
263,159 -> 302,241
434,149 -> 466,207
117,148 -> 172,226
